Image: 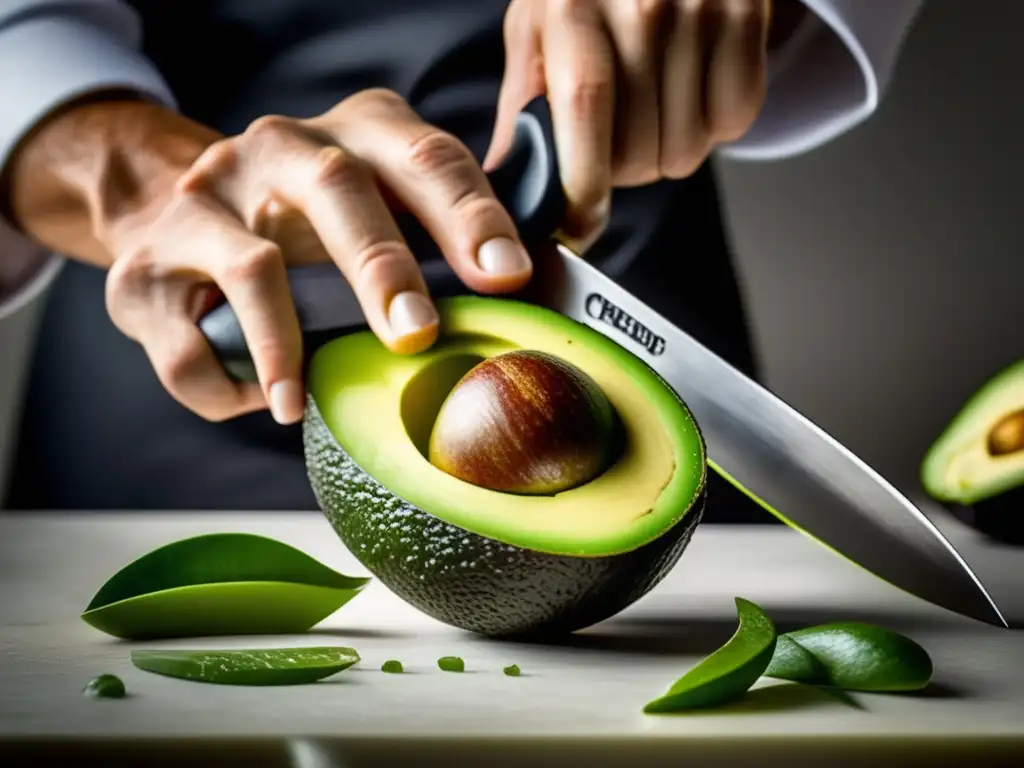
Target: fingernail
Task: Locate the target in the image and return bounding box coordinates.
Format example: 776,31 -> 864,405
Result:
389,291 -> 439,338
268,379 -> 304,425
477,237 -> 532,276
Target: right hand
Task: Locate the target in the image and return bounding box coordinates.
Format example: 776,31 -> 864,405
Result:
92,89 -> 534,425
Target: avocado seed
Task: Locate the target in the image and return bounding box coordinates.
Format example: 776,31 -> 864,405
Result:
988,409 -> 1024,457
427,350 -> 621,494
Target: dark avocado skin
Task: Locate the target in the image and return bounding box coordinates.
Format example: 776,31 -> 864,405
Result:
303,395 -> 705,638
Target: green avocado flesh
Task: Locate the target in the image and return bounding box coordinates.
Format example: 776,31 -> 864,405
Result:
921,359 -> 1024,505
303,296 -> 708,637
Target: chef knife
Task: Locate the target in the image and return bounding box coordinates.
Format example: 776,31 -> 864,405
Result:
198,97 -> 1008,628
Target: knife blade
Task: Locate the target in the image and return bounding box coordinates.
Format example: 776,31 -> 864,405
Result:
517,241 -> 1008,628
198,97 -> 1007,628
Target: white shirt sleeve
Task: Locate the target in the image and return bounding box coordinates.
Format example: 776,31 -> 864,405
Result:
718,0 -> 926,161
0,0 -> 177,322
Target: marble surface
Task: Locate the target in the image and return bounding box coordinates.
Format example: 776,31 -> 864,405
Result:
0,510 -> 1021,766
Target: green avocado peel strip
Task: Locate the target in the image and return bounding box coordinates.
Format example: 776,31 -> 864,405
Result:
765,622 -> 933,692
82,532 -> 371,640
643,597 -> 777,713
130,646 -> 361,685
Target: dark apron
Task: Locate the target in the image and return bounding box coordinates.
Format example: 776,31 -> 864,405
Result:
7,0 -> 765,522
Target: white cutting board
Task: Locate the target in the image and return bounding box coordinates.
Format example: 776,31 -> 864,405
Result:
0,510 -> 1021,766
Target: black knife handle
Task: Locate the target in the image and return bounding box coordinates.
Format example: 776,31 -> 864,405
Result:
198,96 -> 565,383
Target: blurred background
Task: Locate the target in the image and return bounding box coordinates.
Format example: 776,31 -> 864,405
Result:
1,0 -> 1022,508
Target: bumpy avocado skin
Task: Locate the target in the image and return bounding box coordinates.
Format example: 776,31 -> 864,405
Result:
303,396 -> 705,638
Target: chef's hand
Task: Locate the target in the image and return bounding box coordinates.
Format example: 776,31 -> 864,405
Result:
487,0 -> 775,251
8,92 -> 534,426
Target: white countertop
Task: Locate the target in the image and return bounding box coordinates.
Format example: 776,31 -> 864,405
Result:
1,509 -> 1022,766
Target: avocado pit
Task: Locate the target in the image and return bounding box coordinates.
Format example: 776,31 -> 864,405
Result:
427,350 -> 622,495
987,409 -> 1024,457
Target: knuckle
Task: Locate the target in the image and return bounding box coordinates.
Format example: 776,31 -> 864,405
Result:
678,0 -> 705,16
405,130 -> 472,177
351,241 -> 413,285
247,336 -> 294,378
339,87 -> 408,116
549,0 -> 595,21
196,138 -> 237,171
628,0 -> 671,23
678,0 -> 713,23
715,102 -> 763,143
220,242 -> 283,285
568,77 -> 613,119
311,145 -> 368,187
570,183 -> 612,226
452,194 -> 511,226
615,162 -> 661,188
245,114 -> 294,140
108,247 -> 157,300
724,0 -> 764,25
183,139 -> 238,188
362,87 -> 407,109
661,149 -> 708,179
158,340 -> 207,394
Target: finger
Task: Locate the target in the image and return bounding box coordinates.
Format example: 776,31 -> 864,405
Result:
125,179 -> 307,424
706,0 -> 768,143
542,0 -> 617,249
144,314 -> 269,422
332,90 -> 533,295
484,0 -> 545,171
601,0 -> 668,187
105,245 -> 266,422
660,0 -> 714,178
187,193 -> 307,424
217,117 -> 441,355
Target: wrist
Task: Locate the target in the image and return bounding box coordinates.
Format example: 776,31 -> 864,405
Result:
5,95 -> 219,266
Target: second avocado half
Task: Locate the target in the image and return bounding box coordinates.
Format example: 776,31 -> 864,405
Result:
303,296 -> 708,637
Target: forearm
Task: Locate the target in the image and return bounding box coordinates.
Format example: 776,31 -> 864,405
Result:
5,97 -> 218,267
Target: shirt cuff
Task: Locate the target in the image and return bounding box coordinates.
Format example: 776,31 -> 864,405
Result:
0,222 -> 63,322
717,0 -> 925,161
0,6 -> 178,181
0,1 -> 178,318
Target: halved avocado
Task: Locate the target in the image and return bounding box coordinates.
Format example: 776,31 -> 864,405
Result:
303,296 -> 707,637
921,359 -> 1024,544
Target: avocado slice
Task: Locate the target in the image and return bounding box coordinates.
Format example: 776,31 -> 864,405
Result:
303,295 -> 707,637
921,360 -> 1024,543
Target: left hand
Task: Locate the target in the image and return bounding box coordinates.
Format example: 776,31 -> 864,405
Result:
485,0 -> 772,250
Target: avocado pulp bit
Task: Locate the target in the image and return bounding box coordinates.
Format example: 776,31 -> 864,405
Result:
81,532 -> 370,641
83,674 -> 126,699
130,646 -> 361,686
438,656 -> 466,672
